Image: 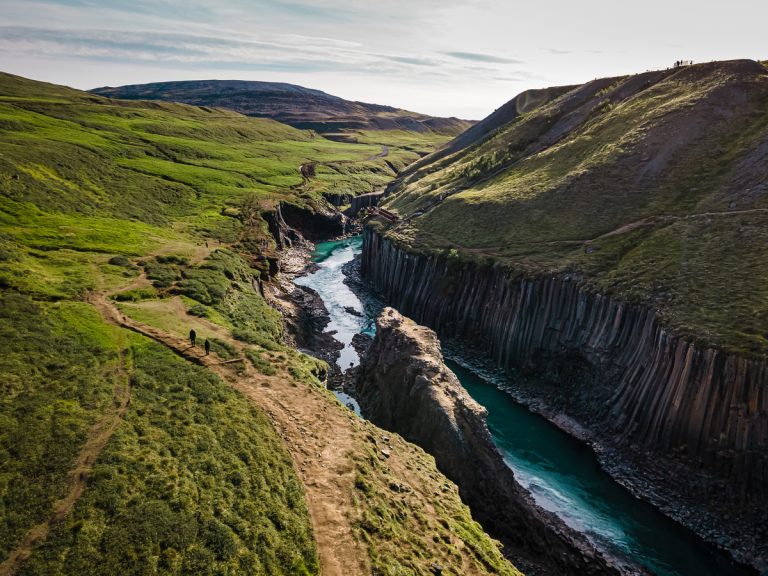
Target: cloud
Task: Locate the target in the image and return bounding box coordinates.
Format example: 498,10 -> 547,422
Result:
0,26 -> 458,79
31,0 -> 216,22
444,51 -> 522,64
0,26 -> 365,71
382,55 -> 439,67
280,34 -> 361,49
493,75 -> 527,83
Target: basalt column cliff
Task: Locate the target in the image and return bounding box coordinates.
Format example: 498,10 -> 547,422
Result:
357,308 -> 622,575
361,226 -> 768,564
362,229 -> 768,493
359,61 -> 768,566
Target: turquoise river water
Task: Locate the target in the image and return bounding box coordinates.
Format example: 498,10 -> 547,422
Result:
295,236 -> 752,576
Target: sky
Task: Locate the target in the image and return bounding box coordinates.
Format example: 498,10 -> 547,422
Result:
0,0 -> 766,119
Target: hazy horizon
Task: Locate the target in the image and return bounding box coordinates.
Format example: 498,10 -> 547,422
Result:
1,0 -> 766,119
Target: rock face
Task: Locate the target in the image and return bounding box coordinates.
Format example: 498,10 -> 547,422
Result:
279,202 -> 348,241
362,227 -> 768,563
346,191 -> 384,217
357,307 -> 622,575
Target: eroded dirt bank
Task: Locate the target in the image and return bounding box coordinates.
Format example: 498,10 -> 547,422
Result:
361,226 -> 768,572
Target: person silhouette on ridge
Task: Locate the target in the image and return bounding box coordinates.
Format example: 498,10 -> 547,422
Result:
189,329 -> 196,347
204,339 -> 210,356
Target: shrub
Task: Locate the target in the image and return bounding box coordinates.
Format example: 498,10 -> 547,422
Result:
155,255 -> 189,265
144,262 -> 180,288
186,303 -> 208,317
245,348 -> 277,375
232,329 -> 283,351
209,338 -> 237,360
108,255 -> 131,267
113,287 -> 158,302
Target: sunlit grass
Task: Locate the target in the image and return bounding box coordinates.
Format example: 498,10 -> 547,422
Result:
384,62 -> 768,357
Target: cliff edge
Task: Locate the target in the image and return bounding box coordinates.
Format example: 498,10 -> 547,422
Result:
357,307 -> 627,576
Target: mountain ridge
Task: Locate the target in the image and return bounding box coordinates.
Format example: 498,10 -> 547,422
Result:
90,79 -> 474,135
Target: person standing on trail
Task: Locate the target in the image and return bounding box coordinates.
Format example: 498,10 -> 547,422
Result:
189,329 -> 196,347
204,339 -> 210,356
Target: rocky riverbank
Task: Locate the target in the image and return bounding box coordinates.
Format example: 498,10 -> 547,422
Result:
263,243 -> 344,383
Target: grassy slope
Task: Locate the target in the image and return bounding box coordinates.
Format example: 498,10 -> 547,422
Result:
0,72 -> 516,575
0,296 -> 117,560
18,337 -> 319,576
383,59 -> 768,357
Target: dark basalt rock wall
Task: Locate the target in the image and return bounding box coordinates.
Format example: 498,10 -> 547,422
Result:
361,228 -> 768,503
357,307 -> 622,575
346,192 -> 384,217
278,202 -> 347,241
323,191 -> 355,206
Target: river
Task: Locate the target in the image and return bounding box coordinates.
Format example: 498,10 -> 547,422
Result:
293,236 -> 371,413
295,235 -> 752,576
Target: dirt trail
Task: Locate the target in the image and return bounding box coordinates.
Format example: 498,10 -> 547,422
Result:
582,207 -> 768,244
0,333 -> 131,576
2,268 -> 509,575
89,294 -> 371,576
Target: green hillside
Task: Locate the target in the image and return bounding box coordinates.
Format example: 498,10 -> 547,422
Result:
0,70 -> 450,300
382,59 -> 768,358
0,72 -> 518,575
89,79 -> 474,136
0,70 -> 333,576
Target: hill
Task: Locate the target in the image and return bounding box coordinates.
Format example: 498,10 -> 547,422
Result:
0,72 -> 519,575
381,59 -> 768,358
90,79 -> 474,136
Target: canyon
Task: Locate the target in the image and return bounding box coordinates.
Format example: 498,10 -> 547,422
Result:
290,232 -> 758,575
359,225 -> 767,571
356,307 -> 622,575
3,55 -> 767,576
